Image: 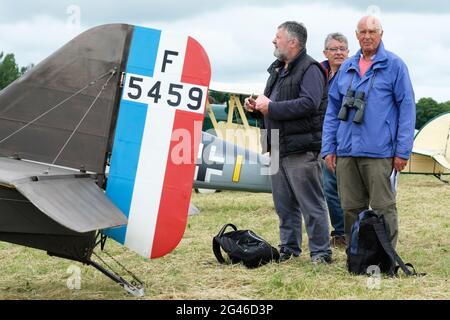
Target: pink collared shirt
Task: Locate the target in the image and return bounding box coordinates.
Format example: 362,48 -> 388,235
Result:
359,54 -> 374,77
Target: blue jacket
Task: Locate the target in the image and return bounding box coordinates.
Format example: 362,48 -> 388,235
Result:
321,41 -> 416,159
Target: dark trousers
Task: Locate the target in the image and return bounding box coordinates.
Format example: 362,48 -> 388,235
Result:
271,152 -> 332,257
322,162 -> 344,236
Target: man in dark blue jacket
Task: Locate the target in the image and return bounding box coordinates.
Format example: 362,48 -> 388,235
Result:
245,21 -> 332,264
321,16 -> 416,248
320,32 -> 349,248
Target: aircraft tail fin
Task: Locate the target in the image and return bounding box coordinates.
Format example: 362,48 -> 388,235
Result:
104,26 -> 211,259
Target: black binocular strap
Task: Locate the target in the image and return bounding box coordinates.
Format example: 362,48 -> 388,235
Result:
365,70 -> 377,102
345,72 -> 356,92
346,70 -> 377,99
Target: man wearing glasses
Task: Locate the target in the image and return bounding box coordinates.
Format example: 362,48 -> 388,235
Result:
321,16 -> 416,248
320,33 -> 349,248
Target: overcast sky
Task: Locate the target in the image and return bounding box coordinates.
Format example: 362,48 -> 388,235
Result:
1,0 -> 450,102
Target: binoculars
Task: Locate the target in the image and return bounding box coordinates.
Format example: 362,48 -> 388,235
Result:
338,89 -> 366,124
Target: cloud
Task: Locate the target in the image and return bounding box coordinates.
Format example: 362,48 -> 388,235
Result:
0,15 -> 82,67
1,0 -> 449,25
0,0 -> 299,24
328,0 -> 450,14
1,1 -> 450,102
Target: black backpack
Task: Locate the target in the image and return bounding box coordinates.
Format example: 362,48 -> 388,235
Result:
213,223 -> 280,269
347,210 -> 424,277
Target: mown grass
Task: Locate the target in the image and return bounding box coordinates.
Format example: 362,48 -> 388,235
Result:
0,174 -> 448,300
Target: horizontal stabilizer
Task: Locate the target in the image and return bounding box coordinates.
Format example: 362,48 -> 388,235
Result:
0,157 -> 127,233
413,148 -> 450,169
209,81 -> 265,96
412,147 -> 438,157
431,154 -> 450,170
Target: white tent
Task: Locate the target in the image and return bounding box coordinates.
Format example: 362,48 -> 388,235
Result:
405,112 -> 450,177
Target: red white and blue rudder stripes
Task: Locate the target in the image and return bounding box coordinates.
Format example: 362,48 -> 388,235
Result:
104,26 -> 211,259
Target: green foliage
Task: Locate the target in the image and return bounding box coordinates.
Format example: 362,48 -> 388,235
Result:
208,90 -> 230,104
0,52 -> 32,90
0,52 -> 20,90
415,97 -> 450,130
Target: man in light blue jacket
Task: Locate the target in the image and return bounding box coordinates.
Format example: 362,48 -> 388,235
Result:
321,15 -> 416,248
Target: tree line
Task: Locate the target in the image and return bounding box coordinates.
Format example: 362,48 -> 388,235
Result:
1,52 -> 448,130
0,52 -> 33,90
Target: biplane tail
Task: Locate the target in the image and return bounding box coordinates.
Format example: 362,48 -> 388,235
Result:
0,24 -> 210,281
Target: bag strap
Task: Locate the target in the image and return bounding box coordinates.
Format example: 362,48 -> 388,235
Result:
394,263 -> 426,277
372,220 -> 421,277
217,223 -> 238,237
212,236 -> 226,264
212,224 -> 238,264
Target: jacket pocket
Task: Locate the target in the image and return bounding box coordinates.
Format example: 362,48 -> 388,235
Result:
385,120 -> 396,150
336,122 -> 352,153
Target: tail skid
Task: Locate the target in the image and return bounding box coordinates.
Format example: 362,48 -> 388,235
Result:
89,251 -> 145,297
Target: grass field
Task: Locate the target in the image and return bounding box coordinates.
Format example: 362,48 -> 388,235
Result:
0,174 -> 448,300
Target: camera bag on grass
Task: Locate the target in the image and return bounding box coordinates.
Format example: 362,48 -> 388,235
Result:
213,223 -> 280,268
347,210 -> 425,277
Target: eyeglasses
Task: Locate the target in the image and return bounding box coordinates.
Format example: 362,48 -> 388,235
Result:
326,47 -> 348,52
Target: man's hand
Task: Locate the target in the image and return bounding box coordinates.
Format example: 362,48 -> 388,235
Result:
325,154 -> 337,172
393,156 -> 408,171
255,95 -> 270,115
244,96 -> 257,112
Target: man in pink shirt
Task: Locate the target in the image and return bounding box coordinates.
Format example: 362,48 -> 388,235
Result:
321,16 -> 416,249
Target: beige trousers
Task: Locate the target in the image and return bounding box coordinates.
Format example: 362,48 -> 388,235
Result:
336,157 -> 398,248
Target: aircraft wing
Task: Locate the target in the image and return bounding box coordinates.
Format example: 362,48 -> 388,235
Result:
209,81 -> 265,96
0,157 -> 127,233
412,148 -> 439,157
432,154 -> 450,169
412,147 -> 450,170
193,132 -> 271,193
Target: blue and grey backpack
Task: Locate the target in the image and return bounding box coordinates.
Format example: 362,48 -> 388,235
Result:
347,210 -> 424,277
